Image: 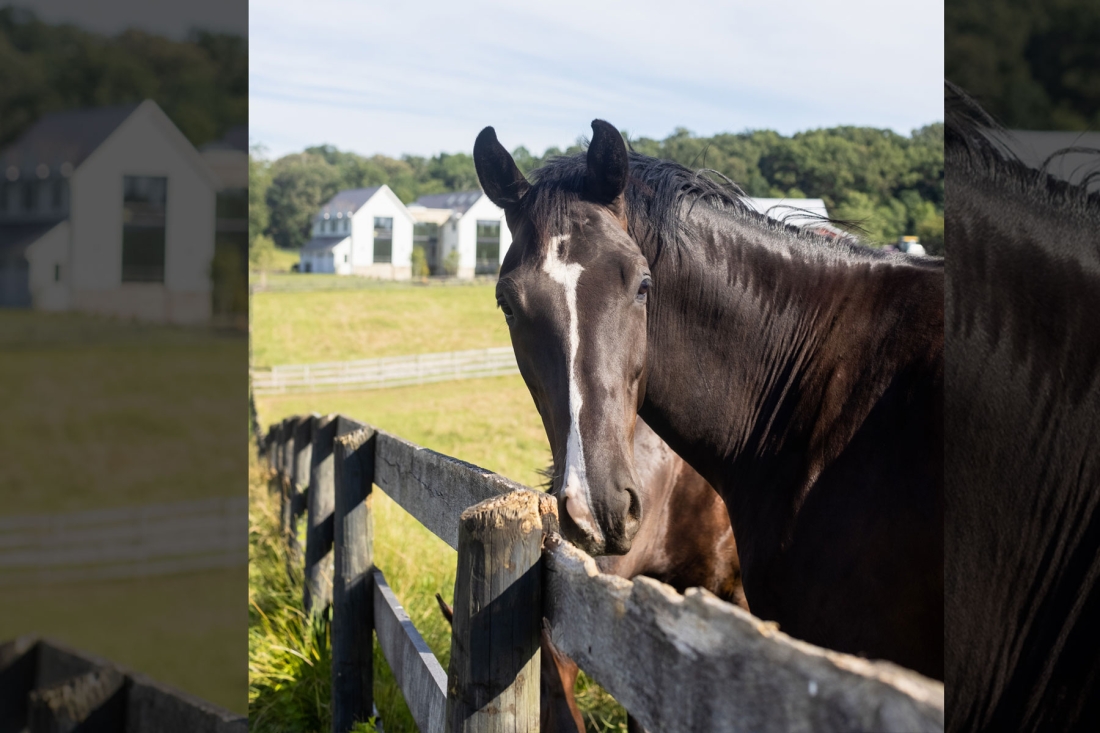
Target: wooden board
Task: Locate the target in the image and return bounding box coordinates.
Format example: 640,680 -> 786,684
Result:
373,569 -> 447,733
373,431 -> 535,550
543,537 -> 945,733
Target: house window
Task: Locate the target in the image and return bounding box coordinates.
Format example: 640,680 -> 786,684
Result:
51,179 -> 64,209
21,181 -> 37,212
373,217 -> 393,264
476,220 -> 501,274
121,175 -> 167,283
54,264 -> 61,282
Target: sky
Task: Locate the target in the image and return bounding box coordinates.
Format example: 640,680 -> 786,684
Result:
250,0 -> 943,160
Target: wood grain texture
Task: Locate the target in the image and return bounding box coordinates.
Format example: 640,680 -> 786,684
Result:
373,430 -> 535,550
27,667 -> 125,733
331,427 -> 376,733
446,490 -> 542,733
305,414 -> 338,614
373,569 -> 447,733
543,536 -> 944,733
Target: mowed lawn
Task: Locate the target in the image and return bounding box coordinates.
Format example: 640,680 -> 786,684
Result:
251,282 -> 630,731
250,280 -> 509,366
0,310 -> 248,713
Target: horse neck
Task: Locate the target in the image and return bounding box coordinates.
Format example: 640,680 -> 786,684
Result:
638,206 -> 943,502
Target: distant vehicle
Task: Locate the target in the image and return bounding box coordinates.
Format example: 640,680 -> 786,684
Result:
898,235 -> 926,256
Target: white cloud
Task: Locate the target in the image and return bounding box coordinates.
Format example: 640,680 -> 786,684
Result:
250,0 -> 943,158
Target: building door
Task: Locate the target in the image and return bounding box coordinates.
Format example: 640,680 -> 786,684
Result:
475,220 -> 501,275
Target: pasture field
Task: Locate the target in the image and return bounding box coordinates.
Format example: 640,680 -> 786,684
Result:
252,280 -> 629,730
250,280 -> 508,366
0,310 -> 248,713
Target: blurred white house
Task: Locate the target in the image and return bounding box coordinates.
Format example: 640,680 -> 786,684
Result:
0,100 -> 226,323
408,191 -> 511,279
300,186 -> 415,278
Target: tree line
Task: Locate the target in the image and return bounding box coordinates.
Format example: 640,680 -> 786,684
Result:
251,122 -> 944,258
0,7 -> 246,149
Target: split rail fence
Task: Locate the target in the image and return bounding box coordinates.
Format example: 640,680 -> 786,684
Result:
251,347 -> 519,395
261,414 -> 945,733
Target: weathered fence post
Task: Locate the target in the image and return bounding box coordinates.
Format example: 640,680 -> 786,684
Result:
446,490 -> 542,733
331,427 -> 376,733
304,414 -> 338,615
283,416 -> 313,573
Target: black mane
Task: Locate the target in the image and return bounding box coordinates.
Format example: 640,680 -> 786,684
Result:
945,81 -> 1100,216
519,150 -> 891,266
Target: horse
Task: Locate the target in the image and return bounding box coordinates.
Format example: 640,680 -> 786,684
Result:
440,416 -> 744,732
944,83 -> 1100,731
474,119 -> 944,680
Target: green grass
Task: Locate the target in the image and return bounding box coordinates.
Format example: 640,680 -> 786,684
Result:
250,283 -> 628,731
254,378 -> 629,732
0,310 -> 248,712
0,311 -> 247,515
249,282 -> 508,366
0,569 -> 247,713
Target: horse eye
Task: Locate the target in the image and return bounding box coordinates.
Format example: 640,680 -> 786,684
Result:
636,277 -> 651,302
499,300 -> 515,320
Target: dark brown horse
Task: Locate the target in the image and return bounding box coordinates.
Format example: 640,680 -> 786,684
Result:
945,83 -> 1100,731
474,119 -> 944,680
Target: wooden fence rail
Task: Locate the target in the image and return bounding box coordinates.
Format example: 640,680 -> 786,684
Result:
260,415 -> 944,733
0,497 -> 247,587
251,347 -> 519,395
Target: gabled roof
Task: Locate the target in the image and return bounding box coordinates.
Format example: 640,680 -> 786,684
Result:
412,190 -> 483,215
200,124 -> 248,153
319,187 -> 382,217
301,235 -> 349,252
0,221 -> 63,258
0,104 -> 140,178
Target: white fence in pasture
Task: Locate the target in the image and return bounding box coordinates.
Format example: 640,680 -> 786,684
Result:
0,497 -> 248,586
250,347 -> 520,395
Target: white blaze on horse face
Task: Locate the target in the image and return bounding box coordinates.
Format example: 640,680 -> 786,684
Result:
544,234 -> 604,545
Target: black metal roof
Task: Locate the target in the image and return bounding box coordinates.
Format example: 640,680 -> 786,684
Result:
412,190 -> 483,214
300,235 -> 348,252
1,104 -> 140,179
319,187 -> 382,217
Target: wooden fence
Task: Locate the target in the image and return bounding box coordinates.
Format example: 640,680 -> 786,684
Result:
0,635 -> 246,732
251,347 -> 519,395
0,497 -> 248,587
261,414 -> 945,733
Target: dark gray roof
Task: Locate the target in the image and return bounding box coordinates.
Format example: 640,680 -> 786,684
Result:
1,104 -> 140,178
0,221 -> 62,259
301,235 -> 347,252
413,190 -> 483,214
319,187 -> 382,217
200,124 -> 248,153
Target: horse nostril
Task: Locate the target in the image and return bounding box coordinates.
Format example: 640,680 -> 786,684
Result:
624,487 -> 642,536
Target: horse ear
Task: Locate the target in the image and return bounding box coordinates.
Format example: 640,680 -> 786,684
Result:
586,119 -> 629,206
474,126 -> 529,211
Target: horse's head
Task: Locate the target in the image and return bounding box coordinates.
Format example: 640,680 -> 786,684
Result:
475,120 -> 648,555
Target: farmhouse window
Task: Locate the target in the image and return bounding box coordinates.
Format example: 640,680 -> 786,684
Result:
54,264 -> 61,282
121,175 -> 167,283
373,217 -> 393,264
476,220 -> 501,275
21,181 -> 37,212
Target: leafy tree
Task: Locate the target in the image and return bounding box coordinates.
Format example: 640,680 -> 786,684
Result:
265,153 -> 342,250
259,124 -> 943,250
0,7 -> 246,148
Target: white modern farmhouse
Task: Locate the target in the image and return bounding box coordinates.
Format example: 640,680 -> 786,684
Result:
407,191 -> 512,279
300,185 -> 415,278
0,100 -> 220,323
